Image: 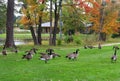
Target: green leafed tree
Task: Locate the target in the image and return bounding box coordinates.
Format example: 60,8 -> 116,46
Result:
0,0 -> 7,33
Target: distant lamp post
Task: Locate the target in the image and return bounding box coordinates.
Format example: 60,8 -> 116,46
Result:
59,8 -> 63,40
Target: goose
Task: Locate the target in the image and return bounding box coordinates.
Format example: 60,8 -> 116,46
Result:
11,48 -> 18,53
52,53 -> 61,58
25,48 -> 38,55
98,43 -> 102,49
113,45 -> 119,50
46,48 -> 60,58
66,49 -> 79,60
22,52 -> 33,60
22,48 -> 37,60
39,48 -> 53,56
13,45 -> 18,53
111,48 -> 118,62
40,53 -> 53,63
84,45 -> 87,49
2,49 -> 7,56
14,49 -> 18,53
31,48 -> 38,54
87,45 -> 95,49
46,48 -> 54,54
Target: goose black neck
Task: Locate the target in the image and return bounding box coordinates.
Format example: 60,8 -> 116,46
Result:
49,50 -> 52,54
76,50 -> 79,54
114,49 -> 117,55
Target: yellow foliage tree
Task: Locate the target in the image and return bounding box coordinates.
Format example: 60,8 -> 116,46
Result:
19,0 -> 46,45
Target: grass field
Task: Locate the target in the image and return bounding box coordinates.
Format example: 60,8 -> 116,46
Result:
0,45 -> 120,81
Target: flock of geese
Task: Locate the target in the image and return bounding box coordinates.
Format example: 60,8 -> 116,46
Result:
1,43 -> 119,63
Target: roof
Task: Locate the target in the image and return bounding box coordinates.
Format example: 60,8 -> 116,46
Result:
41,22 -> 54,27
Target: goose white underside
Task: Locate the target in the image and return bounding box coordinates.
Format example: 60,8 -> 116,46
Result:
40,58 -> 46,60
113,57 -> 117,60
40,55 -> 53,60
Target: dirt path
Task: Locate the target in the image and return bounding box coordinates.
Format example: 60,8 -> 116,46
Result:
101,43 -> 120,46
94,42 -> 120,47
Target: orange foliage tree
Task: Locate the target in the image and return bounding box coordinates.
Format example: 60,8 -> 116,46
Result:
74,0 -> 119,41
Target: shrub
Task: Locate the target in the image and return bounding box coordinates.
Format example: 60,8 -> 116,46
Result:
73,35 -> 82,45
64,35 -> 73,43
57,39 -> 62,45
111,34 -> 120,38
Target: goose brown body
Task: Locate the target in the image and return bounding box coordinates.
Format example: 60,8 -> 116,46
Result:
66,49 -> 79,60
40,53 -> 53,63
2,49 -> 7,56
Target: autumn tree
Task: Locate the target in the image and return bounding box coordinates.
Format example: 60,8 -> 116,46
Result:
19,0 -> 47,45
74,0 -> 119,41
90,0 -> 119,41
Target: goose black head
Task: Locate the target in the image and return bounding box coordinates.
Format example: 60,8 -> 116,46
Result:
113,46 -> 119,50
46,48 -> 54,53
31,48 -> 38,54
75,49 -> 79,54
76,49 -> 79,51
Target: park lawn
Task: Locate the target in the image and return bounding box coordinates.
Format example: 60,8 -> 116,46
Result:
0,45 -> 120,81
0,33 -> 63,40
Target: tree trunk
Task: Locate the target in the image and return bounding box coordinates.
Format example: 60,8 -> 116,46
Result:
52,0 -> 62,46
4,0 -> 15,48
37,1 -> 45,45
52,1 -> 59,46
37,17 -> 42,45
98,6 -> 105,41
29,26 -> 38,45
49,0 -> 53,45
98,32 -> 106,41
52,14 -> 59,46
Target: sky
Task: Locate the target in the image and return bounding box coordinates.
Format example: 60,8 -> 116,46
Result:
3,0 -> 23,17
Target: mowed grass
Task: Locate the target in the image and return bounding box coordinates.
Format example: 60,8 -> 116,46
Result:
0,45 -> 120,81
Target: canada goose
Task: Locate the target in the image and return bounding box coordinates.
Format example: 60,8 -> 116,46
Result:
22,48 -> 37,60
40,53 -> 53,63
87,45 -> 95,49
52,53 -> 61,58
14,49 -> 18,53
12,48 -> 18,53
22,52 -> 33,60
2,49 -> 7,56
39,48 -> 53,56
25,48 -> 38,55
13,45 -> 18,53
46,48 -> 60,58
98,43 -> 102,49
111,48 -> 118,63
46,48 -> 54,54
84,45 -> 87,49
66,49 -> 79,60
31,48 -> 38,54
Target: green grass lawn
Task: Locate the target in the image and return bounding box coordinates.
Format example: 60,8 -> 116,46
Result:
0,45 -> 120,81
